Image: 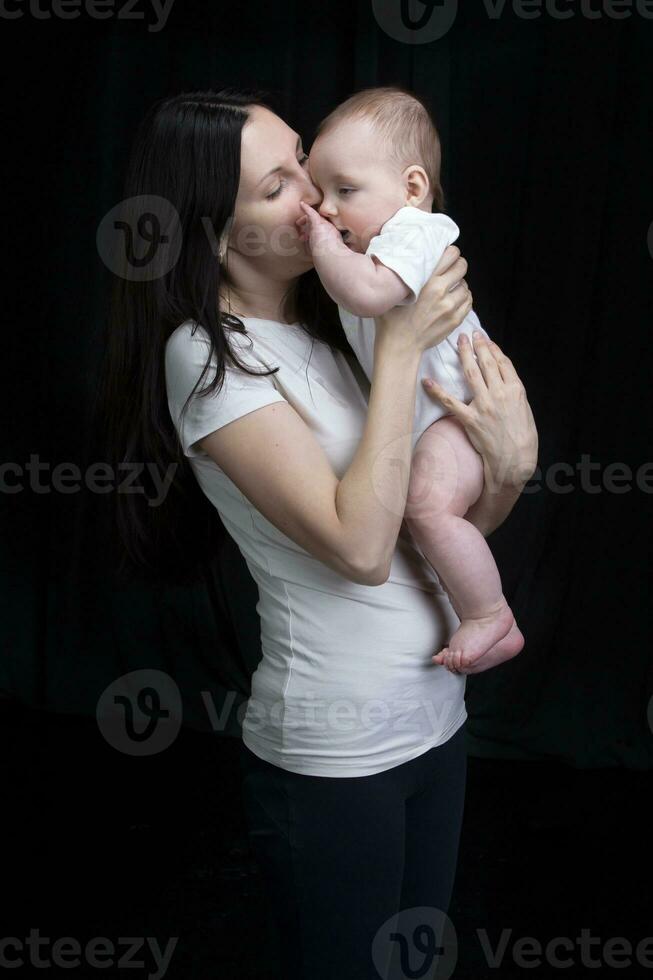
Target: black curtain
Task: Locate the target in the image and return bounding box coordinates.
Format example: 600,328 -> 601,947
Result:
3,0 -> 652,767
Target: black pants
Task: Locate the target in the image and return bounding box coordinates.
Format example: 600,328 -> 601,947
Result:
238,721 -> 467,980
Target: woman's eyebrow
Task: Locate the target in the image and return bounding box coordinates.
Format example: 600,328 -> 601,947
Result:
256,135 -> 303,186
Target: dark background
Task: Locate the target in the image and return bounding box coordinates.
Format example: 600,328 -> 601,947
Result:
2,1 -> 652,977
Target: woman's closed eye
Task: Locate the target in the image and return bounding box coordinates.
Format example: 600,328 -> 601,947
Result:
266,154 -> 310,199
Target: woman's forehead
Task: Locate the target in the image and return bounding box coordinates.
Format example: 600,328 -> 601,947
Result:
241,107 -> 297,158
240,107 -> 302,188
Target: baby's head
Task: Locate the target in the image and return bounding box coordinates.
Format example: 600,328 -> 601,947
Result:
308,87 -> 444,253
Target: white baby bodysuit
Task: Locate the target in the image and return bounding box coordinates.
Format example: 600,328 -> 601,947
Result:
338,207 -> 491,451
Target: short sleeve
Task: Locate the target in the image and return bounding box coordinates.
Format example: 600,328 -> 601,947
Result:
366,210 -> 460,306
165,321 -> 287,458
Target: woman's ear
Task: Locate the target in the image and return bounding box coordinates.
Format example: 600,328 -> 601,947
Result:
218,215 -> 235,263
403,165 -> 430,208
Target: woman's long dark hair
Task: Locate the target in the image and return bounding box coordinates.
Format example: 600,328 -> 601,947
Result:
92,87 -> 348,586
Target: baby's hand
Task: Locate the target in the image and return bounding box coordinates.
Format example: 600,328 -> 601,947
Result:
296,201 -> 343,258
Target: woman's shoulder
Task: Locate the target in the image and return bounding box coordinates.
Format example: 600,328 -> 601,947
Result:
166,318 -> 210,355
166,318 -> 263,363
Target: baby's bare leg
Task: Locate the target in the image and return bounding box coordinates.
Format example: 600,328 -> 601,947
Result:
437,561 -> 524,674
405,416 -> 521,671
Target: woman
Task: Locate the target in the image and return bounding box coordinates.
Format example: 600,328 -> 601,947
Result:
98,88 -> 538,979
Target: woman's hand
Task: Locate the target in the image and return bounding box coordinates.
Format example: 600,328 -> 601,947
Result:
422,332 -> 538,493
375,245 -> 472,353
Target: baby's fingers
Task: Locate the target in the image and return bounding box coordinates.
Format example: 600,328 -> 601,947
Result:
299,201 -> 320,222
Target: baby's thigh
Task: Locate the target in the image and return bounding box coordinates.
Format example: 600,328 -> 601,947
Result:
405,415 -> 484,520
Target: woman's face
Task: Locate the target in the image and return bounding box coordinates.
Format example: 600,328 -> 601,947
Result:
226,105 -> 322,281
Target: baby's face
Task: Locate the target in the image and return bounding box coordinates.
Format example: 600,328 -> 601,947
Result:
308,118 -> 407,253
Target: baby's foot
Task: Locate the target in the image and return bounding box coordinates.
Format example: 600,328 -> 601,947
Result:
433,602 -> 515,672
440,621 -> 525,675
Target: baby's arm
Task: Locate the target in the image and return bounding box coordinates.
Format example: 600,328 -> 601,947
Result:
321,250 -> 411,317
297,201 -> 411,316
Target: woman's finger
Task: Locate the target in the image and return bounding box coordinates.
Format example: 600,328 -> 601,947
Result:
421,376 -> 474,425
453,332 -> 497,399
440,260 -> 469,296
451,288 -> 473,319
485,339 -> 522,387
464,332 -> 502,391
432,243 -> 462,275
448,277 -> 468,295
423,254 -> 468,298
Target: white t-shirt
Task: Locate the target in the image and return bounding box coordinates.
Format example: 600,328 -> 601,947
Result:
165,316 -> 466,777
339,208 -> 491,451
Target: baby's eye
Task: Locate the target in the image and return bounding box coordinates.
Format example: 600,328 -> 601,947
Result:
299,153 -> 309,166
338,188 -> 354,196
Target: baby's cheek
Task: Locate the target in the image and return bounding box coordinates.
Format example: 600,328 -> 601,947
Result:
357,214 -> 381,243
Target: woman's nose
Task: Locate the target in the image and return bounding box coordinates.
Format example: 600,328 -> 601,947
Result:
302,181 -> 322,209
298,168 -> 321,206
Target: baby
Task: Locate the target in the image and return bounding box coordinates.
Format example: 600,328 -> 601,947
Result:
296,87 -> 525,675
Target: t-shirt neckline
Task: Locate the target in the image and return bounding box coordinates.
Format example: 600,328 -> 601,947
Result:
242,316 -> 302,327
